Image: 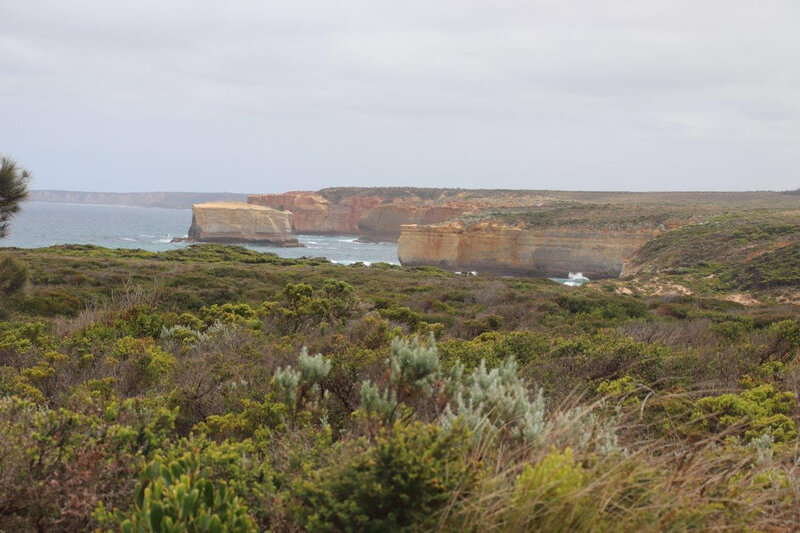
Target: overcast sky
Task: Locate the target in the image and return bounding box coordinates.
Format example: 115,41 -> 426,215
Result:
1,1 -> 798,193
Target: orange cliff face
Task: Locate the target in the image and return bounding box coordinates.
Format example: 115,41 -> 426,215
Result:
248,190 -> 551,242
397,222 -> 661,279
356,204 -> 471,242
248,192 -> 382,235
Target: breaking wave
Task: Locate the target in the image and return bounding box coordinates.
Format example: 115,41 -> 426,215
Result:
550,272 -> 590,287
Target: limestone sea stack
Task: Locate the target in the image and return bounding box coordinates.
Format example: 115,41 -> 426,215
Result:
188,202 -> 301,246
397,222 -> 660,279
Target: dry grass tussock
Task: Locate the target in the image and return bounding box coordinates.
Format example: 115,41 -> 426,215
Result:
432,391 -> 800,532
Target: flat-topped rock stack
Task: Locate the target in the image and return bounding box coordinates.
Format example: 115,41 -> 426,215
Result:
188,202 -> 301,246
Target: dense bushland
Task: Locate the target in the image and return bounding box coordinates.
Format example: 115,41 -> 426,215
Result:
0,244 -> 799,531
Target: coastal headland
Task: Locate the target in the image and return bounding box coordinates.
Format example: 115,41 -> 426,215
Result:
191,188 -> 800,279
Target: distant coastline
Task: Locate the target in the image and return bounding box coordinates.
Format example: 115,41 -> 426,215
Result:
31,190 -> 248,209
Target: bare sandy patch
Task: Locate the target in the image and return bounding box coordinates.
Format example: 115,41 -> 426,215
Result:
724,293 -> 760,306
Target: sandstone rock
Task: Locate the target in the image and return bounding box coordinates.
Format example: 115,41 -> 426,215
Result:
357,204 -> 471,242
248,192 -> 382,234
247,189 -> 549,242
397,222 -> 660,279
188,202 -> 301,246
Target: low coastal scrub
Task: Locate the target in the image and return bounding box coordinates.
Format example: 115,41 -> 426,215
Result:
0,244 -> 798,530
630,211 -> 800,292
457,202 -> 697,230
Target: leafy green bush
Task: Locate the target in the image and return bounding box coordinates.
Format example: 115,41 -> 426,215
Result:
510,447 -> 590,530
21,290 -> 82,316
691,385 -> 797,443
116,453 -> 256,532
0,396 -> 176,531
292,422 -> 475,532
0,254 -> 27,296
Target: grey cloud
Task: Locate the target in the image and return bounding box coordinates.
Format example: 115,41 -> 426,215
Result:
0,0 -> 798,192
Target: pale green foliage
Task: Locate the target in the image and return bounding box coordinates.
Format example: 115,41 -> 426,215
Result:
360,380 -> 399,422
161,322 -> 239,349
272,367 -> 301,406
297,348 -> 332,388
357,335 -> 440,425
442,358 -> 546,445
272,348 -> 331,408
160,325 -> 210,346
748,432 -> 775,464
389,334 -> 440,394
118,453 -> 255,532
548,404 -> 622,455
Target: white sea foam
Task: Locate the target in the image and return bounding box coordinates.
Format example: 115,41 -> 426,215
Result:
550,272 -> 590,286
331,260 -> 372,266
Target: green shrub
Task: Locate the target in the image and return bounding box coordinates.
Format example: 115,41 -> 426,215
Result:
439,331 -> 549,371
691,385 -> 797,443
198,303 -> 258,327
379,305 -> 423,329
292,422 -> 475,532
269,283 -> 331,334
116,453 -> 256,532
510,447 -> 590,530
0,254 -> 27,296
22,290 -> 82,316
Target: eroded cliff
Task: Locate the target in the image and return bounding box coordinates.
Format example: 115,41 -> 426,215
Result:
398,221 -> 661,279
247,189 -> 548,241
357,204 -> 473,241
248,192 -> 382,234
188,202 -> 300,246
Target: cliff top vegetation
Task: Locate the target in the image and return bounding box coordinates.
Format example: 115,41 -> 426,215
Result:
315,187 -> 800,209
0,242 -> 799,530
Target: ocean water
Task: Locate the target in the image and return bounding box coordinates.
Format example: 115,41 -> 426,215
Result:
1,202 -> 400,265
2,202 -> 589,283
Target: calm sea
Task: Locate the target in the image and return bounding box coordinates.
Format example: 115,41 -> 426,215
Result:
1,202 -> 400,265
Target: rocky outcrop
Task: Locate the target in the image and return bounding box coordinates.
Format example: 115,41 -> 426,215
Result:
398,222 -> 660,279
248,192 -> 382,235
357,204 -> 471,242
188,202 -> 300,246
247,190 -> 540,241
